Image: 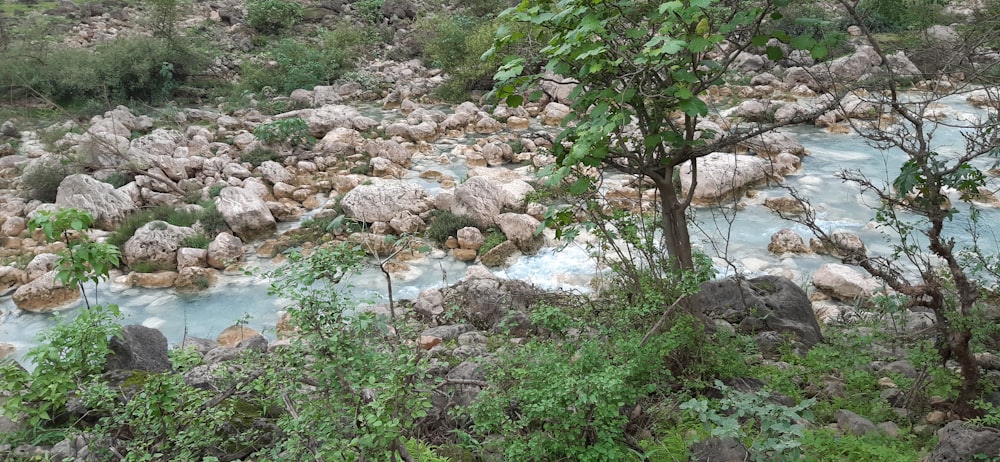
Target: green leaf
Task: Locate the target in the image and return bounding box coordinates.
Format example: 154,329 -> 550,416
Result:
765,46 -> 784,61
506,94 -> 524,107
568,177 -> 591,195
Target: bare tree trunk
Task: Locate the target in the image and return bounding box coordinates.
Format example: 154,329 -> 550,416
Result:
657,174 -> 694,271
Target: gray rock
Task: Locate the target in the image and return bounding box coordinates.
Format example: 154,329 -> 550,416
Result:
55,174 -> 138,230
690,437 -> 749,462
339,179 -> 432,223
835,409 -> 878,436
216,186 -> 277,240
422,324 -> 476,341
927,421 -> 1000,461
105,325 -> 171,372
207,232 -> 244,269
452,176 -> 509,228
691,276 -> 823,348
123,221 -> 196,271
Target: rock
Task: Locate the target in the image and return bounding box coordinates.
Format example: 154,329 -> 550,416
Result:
689,437 -> 749,462
452,176 -> 510,227
1,216 -> 25,237
175,267 -> 217,292
812,263 -> 880,303
422,324 -> 476,341
495,213 -> 543,254
123,221 -> 196,271
207,233 -> 244,269
768,228 -> 811,254
339,179 -> 433,223
810,231 -> 866,259
679,153 -> 769,204
216,186 -> 277,241
12,270 -> 80,312
690,276 -> 823,348
216,324 -> 262,347
457,227 -> 484,250
835,409 -> 878,436
739,131 -> 806,157
176,247 -> 208,269
927,421 -> 1000,461
258,160 -> 294,185
25,253 -> 60,280
0,342 -> 15,358
479,240 -> 519,268
380,0 -> 415,21
362,139 -> 412,167
539,71 -> 577,104
105,325 -> 171,372
414,288 -> 444,320
764,196 -> 810,215
541,102 -> 571,125
444,360 -> 485,406
55,174 -> 138,230
129,271 -> 178,288
0,265 -> 26,294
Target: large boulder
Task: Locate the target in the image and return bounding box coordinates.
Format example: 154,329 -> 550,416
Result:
679,153 -> 770,204
105,325 -> 171,372
927,421 -> 1000,461
689,275 -> 823,348
12,270 -> 81,312
216,186 -> 277,240
811,263 -> 881,303
451,176 -> 510,227
123,221 -> 197,271
55,174 -> 138,230
495,213 -> 543,254
207,233 -> 244,269
339,179 -> 432,223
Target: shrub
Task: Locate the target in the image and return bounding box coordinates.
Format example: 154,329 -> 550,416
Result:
196,201 -> 229,234
20,157 -> 79,202
246,0 -> 302,35
355,0 -> 384,25
425,210 -> 480,246
253,118 -> 314,147
180,232 -> 211,249
240,147 -> 279,167
479,228 -> 506,254
411,15 -> 502,100
106,206 -> 200,249
241,36 -> 349,94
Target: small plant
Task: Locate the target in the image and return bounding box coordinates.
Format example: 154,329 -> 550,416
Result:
208,184 -> 225,197
180,232 -> 211,249
355,0 -> 384,25
240,147 -> 279,167
245,0 -> 302,35
253,118 -> 314,148
20,157 -> 79,202
479,228 -> 506,254
425,210 -> 480,246
681,381 -> 815,461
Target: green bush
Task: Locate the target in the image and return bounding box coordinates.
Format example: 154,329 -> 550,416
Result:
425,210 -> 480,246
479,228 -> 506,254
240,147 -> 280,167
241,36 -> 349,94
411,14 -> 502,100
20,157 -> 79,202
106,205 -> 201,249
0,35 -> 203,104
246,0 -> 302,35
253,118 -> 314,147
355,0 -> 384,25
180,232 -> 211,249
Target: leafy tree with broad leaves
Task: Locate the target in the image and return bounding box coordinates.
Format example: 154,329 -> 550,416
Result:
489,0 -> 835,270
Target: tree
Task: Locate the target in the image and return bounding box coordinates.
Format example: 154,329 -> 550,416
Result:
782,0 -> 1000,415
490,0 -> 833,270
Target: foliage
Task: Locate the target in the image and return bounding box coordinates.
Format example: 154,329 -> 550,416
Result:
106,205 -> 205,249
681,381 -> 815,461
355,0 -> 384,25
239,147 -> 280,167
245,0 -> 302,35
1,208 -> 121,438
425,210 -> 481,246
253,117 -> 315,148
241,35 -> 351,94
0,34 -> 203,104
20,156 -> 79,202
855,0 -> 945,32
145,0 -> 186,41
29,208 -> 121,293
180,232 -> 212,249
0,304 -> 122,431
259,243 -> 436,460
491,0 -> 832,270
479,228 -> 507,254
800,427 -> 927,461
412,14 -> 511,100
